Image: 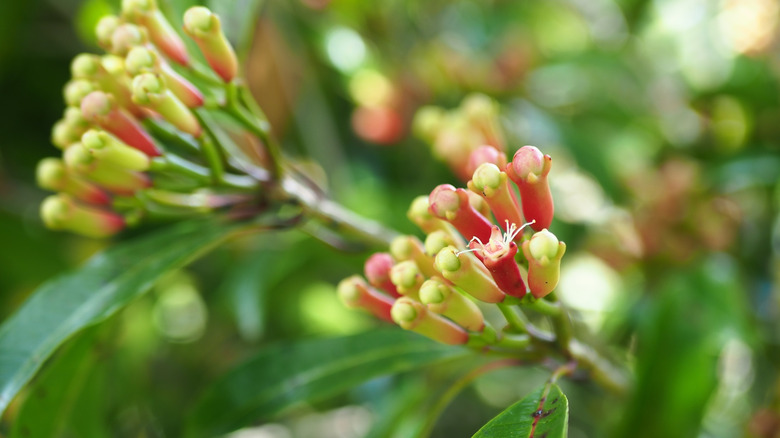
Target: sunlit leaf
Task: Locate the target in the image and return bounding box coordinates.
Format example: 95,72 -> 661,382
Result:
473,382 -> 568,438
0,220 -> 242,417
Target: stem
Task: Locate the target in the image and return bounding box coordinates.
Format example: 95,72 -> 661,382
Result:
570,340 -> 630,397
497,303 -> 527,333
522,296 -> 562,317
224,82 -> 284,178
278,175 -> 398,248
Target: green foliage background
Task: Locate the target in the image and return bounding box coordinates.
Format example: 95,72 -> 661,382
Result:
0,0 -> 779,436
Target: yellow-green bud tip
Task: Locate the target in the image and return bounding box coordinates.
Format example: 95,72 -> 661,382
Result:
40,194 -> 72,228
391,299 -> 418,323
131,73 -> 165,104
434,246 -> 462,273
125,46 -> 156,75
390,260 -> 421,289
63,143 -> 94,169
183,6 -> 216,35
424,231 -> 453,256
337,276 -> 362,305
528,229 -> 559,260
419,279 -> 448,305
63,79 -> 96,107
390,236 -> 414,260
36,158 -> 67,190
71,54 -> 101,78
472,163 -> 502,191
95,15 -> 120,47
81,129 -> 106,149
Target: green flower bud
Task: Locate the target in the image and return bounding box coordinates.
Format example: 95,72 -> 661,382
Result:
95,15 -> 121,50
40,194 -> 125,238
63,79 -> 97,107
183,6 -> 237,81
419,277 -> 484,331
391,297 -> 469,345
71,54 -> 102,79
131,73 -> 201,136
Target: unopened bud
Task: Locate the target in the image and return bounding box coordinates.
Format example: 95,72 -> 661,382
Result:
468,163 -> 524,233
63,79 -> 97,107
63,106 -> 89,130
95,15 -> 121,50
71,54 -> 102,79
122,0 -> 190,65
429,184 -> 493,243
407,195 -> 443,234
434,246 -> 505,303
522,229 -> 566,298
390,235 -> 437,278
36,158 -> 111,205
389,260 -> 424,299
51,120 -> 81,149
111,23 -> 147,56
131,73 -> 201,136
126,47 -> 204,108
82,129 -> 150,171
466,145 -> 507,177
419,277 -> 484,331
506,146 -> 553,231
364,253 -> 401,298
424,230 -> 459,256
183,6 -> 238,82
40,194 -> 124,238
337,276 -> 395,322
81,91 -> 160,156
64,142 -> 150,195
391,297 -> 469,345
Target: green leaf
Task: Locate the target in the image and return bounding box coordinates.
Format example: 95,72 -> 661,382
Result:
473,382 -> 569,438
611,255 -> 753,437
186,329 -> 470,437
0,219 -> 241,416
10,327 -> 109,438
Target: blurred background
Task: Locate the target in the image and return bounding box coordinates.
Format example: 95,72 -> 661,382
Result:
1,0 -> 779,436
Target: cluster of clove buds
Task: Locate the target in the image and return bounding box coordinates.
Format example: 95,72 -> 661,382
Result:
413,94 -> 505,182
338,145 -> 566,346
37,0 -> 259,238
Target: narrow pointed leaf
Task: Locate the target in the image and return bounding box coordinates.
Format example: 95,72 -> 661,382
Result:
186,330 -> 470,437
0,220 -> 241,416
473,383 -> 568,438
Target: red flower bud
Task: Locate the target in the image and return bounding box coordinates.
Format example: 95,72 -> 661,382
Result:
40,194 -> 125,238
522,229 -> 566,298
391,297 -> 469,345
183,7 -> 238,82
80,91 -> 160,156
364,253 -> 401,298
121,0 -> 190,66
428,184 -> 493,243
506,146 -> 553,231
337,276 -> 395,322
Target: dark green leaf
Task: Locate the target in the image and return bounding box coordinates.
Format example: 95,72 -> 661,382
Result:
10,327 -> 109,438
186,329 -> 469,437
473,383 -> 568,438
612,255 -> 753,437
0,220 -> 241,416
